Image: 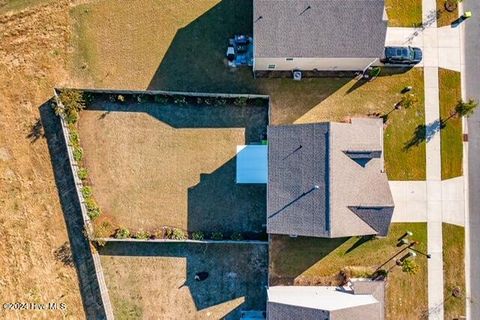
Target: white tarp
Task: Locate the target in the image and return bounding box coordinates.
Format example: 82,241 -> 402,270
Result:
236,145 -> 268,184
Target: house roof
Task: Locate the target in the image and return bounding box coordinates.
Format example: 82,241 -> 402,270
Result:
267,281 -> 385,320
253,0 -> 388,58
267,118 -> 394,238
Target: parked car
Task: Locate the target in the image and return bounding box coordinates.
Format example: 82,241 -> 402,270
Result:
383,46 -> 423,65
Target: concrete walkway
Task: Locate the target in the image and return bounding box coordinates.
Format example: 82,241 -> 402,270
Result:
384,3 -> 466,319
389,178 -> 465,226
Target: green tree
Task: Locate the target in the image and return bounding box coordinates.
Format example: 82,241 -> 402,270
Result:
455,99 -> 478,118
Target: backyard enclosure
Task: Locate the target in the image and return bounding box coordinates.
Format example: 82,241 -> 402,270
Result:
76,92 -> 269,237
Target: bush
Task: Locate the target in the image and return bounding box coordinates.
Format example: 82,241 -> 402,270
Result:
65,110 -> 79,124
192,231 -> 204,241
69,130 -> 80,146
58,89 -> 86,114
117,95 -> 125,102
115,228 -> 131,239
165,227 -> 187,240
73,146 -> 83,162
81,186 -> 93,198
174,96 -> 187,105
135,230 -> 151,240
85,198 -> 100,220
234,97 -> 248,106
217,98 -> 227,105
154,95 -> 170,104
77,167 -> 88,180
401,259 -> 419,275
94,221 -> 115,238
196,97 -> 203,105
211,232 -> 223,240
230,232 -> 243,241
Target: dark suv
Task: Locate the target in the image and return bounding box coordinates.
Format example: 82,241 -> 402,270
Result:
383,46 -> 423,65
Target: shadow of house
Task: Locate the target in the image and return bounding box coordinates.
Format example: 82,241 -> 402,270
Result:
87,95 -> 268,143
188,156 -> 267,236
39,101 -> 108,319
269,235 -> 349,286
99,242 -> 268,319
147,0 -> 256,93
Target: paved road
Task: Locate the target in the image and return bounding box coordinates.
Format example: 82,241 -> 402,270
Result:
464,0 -> 480,317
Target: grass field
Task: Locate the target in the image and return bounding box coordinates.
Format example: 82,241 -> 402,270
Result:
437,0 -> 459,27
270,223 -> 428,319
443,223 -> 466,319
439,68 -> 463,179
385,0 -> 423,27
78,95 -> 268,235
99,242 -> 267,320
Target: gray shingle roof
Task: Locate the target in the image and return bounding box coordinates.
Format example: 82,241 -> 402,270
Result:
253,0 -> 388,58
267,118 -> 394,238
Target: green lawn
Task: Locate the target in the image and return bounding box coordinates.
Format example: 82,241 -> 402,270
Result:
437,0 -> 459,27
270,223 -> 428,320
443,223 -> 466,319
385,0 -> 423,27
439,68 -> 463,179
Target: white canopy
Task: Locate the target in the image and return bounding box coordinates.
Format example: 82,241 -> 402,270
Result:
236,145 -> 268,184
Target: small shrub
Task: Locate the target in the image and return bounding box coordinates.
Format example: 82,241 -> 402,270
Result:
87,207 -> 100,220
234,96 -> 248,106
211,232 -> 223,240
196,97 -> 203,105
73,147 -> 83,162
154,95 -> 170,104
136,95 -> 144,103
94,221 -> 115,238
69,130 -> 80,146
81,186 -> 93,198
77,167 -> 88,180
230,232 -> 243,241
135,230 -> 151,240
174,96 -> 187,105
165,227 -> 187,240
192,231 -> 204,241
369,67 -> 381,78
85,198 -> 100,220
65,110 -> 79,124
399,93 -> 418,109
117,95 -> 125,102
115,228 -> 131,239
58,89 -> 86,115
204,98 -> 212,105
217,98 -> 227,105
401,259 -> 419,275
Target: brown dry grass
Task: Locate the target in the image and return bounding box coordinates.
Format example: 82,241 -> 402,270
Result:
0,1 -> 85,319
99,242 -> 267,320
78,99 -> 268,234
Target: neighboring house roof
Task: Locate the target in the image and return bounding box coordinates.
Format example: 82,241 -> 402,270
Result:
253,0 -> 388,58
267,280 -> 385,320
267,118 -> 394,238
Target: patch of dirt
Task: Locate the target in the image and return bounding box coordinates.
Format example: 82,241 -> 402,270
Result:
0,1 -> 85,319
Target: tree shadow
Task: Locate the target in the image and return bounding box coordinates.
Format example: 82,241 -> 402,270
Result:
26,117 -> 44,143
99,241 -> 268,319
269,235 -> 349,286
39,99 -> 108,319
403,119 -> 443,151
